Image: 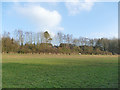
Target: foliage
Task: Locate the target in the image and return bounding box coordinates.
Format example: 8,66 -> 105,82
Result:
2,30 -> 119,55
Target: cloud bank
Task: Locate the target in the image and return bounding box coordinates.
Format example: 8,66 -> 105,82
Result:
14,4 -> 63,36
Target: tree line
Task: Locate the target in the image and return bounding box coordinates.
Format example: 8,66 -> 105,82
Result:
1,30 -> 119,55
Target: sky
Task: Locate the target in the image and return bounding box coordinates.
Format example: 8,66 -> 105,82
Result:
2,1 -> 118,39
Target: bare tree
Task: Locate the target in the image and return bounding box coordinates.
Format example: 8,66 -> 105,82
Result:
37,32 -> 40,44
57,32 -> 63,44
29,32 -> 32,44
63,34 -> 67,43
66,34 -> 73,44
25,32 -> 30,44
79,37 -> 84,46
3,31 -> 10,38
73,38 -> 79,46
39,32 -> 44,43
15,30 -> 24,45
89,39 -> 94,46
32,32 -> 36,44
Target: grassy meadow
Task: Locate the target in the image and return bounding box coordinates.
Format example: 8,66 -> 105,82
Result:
2,54 -> 118,88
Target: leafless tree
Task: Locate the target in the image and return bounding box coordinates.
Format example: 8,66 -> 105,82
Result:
57,32 -> 63,44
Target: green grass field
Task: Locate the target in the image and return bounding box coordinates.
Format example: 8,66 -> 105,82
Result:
2,54 -> 118,88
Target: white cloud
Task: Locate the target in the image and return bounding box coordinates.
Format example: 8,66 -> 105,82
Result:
65,0 -> 96,15
14,4 -> 63,36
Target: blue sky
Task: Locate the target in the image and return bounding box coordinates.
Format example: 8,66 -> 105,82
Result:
2,2 -> 118,39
